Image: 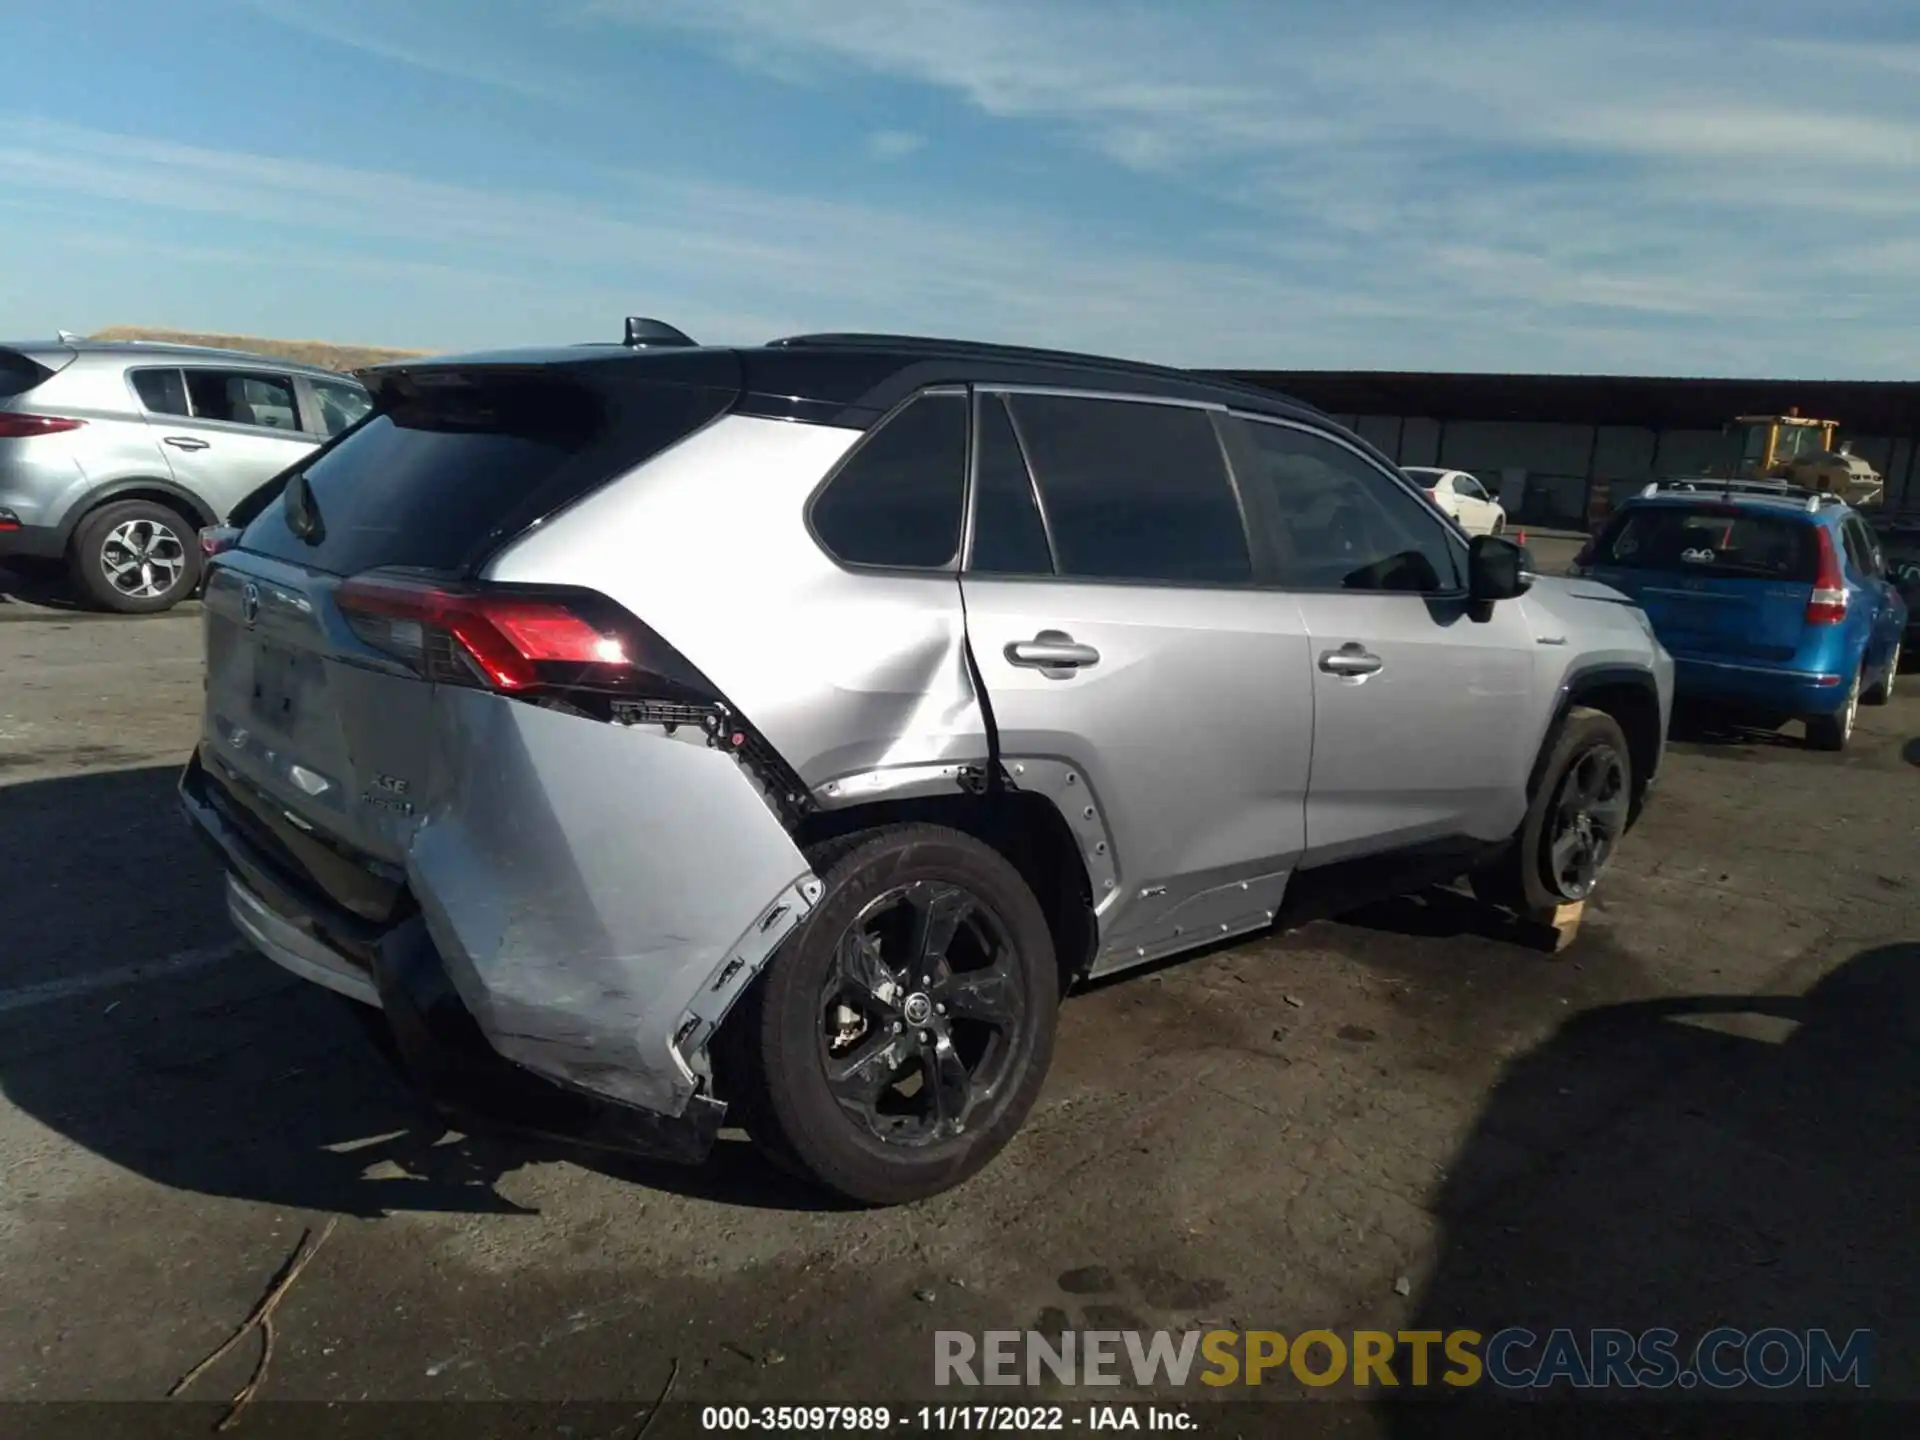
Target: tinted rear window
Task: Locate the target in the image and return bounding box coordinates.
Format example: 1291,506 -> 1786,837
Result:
0,350 -> 51,399
1596,505 -> 1817,581
238,374 -> 729,576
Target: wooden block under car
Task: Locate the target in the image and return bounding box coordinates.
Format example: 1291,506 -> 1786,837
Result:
1533,899 -> 1585,953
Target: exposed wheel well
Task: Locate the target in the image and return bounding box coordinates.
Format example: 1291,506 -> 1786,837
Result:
1562,679 -> 1663,826
64,485 -> 214,550
793,790 -> 1098,990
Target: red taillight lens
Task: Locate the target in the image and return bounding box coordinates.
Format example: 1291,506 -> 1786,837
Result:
200,526 -> 240,557
335,572 -> 697,698
0,413 -> 85,438
1806,527 -> 1848,625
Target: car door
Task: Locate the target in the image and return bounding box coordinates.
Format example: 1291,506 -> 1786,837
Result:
131,365 -> 318,521
959,388 -> 1315,975
1221,414 -> 1536,864
1841,516 -> 1903,668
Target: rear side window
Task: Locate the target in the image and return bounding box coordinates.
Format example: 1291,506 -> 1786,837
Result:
811,390 -> 968,569
1005,394 -> 1250,585
131,368 -> 191,417
1596,506 -> 1817,581
967,394 -> 1054,575
239,374 -> 728,577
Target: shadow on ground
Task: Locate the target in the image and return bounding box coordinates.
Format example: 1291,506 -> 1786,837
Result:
1380,938 -> 1918,1423
0,559 -> 81,610
0,765 -> 830,1221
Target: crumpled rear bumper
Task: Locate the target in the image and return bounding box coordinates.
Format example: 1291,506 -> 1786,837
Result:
178,689 -> 824,1164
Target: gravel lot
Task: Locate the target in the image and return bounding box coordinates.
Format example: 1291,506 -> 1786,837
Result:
2,552 -> 1915,1431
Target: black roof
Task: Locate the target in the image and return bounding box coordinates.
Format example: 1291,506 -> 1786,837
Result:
366,331 -> 1329,432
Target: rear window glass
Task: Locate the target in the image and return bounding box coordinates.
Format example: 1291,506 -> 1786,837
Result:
0,351 -> 51,399
1596,505 -> 1817,581
238,375 -> 727,576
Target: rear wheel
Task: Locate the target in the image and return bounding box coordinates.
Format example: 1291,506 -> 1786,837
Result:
1472,707 -> 1632,918
730,824 -> 1059,1205
1862,642 -> 1899,706
69,499 -> 202,614
1805,666 -> 1861,751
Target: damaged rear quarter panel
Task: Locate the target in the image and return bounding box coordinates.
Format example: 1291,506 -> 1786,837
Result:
406,687 -> 815,1116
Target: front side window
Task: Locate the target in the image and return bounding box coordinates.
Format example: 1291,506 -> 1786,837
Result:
811,391 -> 968,569
1003,393 -> 1250,586
183,369 -> 299,430
310,377 -> 373,438
1233,418 -> 1462,592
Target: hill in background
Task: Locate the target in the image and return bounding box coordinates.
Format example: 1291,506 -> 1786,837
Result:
90,326 -> 431,372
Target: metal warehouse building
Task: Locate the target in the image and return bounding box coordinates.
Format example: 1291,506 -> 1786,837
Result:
1207,370 -> 1920,532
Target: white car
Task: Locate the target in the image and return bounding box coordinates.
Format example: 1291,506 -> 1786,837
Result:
1403,467 -> 1507,536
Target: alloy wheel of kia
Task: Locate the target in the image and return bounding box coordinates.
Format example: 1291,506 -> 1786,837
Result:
100,517 -> 187,600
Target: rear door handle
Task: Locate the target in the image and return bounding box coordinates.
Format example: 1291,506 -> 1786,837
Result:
163,436 -> 210,451
1319,643 -> 1383,677
1007,631 -> 1101,670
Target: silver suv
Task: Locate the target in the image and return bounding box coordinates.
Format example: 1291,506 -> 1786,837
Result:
0,338 -> 371,612
178,323 -> 1673,1204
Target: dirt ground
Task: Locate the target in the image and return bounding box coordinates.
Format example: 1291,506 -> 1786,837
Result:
1,554 -> 1915,1434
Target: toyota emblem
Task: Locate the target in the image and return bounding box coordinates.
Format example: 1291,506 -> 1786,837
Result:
241,582 -> 260,626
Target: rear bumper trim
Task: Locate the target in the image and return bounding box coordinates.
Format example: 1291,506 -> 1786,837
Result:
226,875 -> 381,1007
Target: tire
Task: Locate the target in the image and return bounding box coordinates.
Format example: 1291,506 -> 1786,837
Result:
1805,666 -> 1861,751
1862,642 -> 1899,706
69,499 -> 203,614
1471,706 -> 1633,918
730,823 -> 1059,1205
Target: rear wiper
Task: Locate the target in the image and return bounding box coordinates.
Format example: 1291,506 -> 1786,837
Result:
283,471 -> 326,545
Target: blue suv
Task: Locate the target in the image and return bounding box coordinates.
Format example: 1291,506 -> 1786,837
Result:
1573,479 -> 1907,750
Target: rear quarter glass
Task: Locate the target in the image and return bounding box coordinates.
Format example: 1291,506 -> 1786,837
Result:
0,349 -> 52,398
237,374 -> 734,577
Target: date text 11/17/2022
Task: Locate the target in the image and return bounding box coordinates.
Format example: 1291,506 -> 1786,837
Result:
699,1405 -> 1196,1431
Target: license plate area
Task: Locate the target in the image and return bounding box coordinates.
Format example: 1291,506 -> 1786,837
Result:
249,641 -> 302,731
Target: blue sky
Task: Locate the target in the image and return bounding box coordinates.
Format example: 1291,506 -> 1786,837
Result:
4,0 -> 1919,376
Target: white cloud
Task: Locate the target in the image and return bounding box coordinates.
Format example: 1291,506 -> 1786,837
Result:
866,129 -> 927,160
584,0 -> 1920,376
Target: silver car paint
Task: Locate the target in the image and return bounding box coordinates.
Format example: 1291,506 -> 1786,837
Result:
407,689 -> 818,1115
0,341 -> 351,541
487,414 -> 995,801
198,379 -> 1673,1126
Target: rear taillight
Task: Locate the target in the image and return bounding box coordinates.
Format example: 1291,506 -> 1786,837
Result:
200,526 -> 239,557
336,571 -> 716,702
1806,527 -> 1848,625
0,413 -> 85,438
336,570 -> 813,822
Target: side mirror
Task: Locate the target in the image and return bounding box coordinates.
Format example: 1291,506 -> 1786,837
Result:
1468,534 -> 1531,604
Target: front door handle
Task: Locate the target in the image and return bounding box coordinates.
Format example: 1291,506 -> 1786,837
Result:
1007,631 -> 1101,670
163,436 -> 211,451
1319,643 -> 1383,677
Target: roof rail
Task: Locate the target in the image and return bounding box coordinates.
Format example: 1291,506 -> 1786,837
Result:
1641,476 -> 1798,500
768,331 -> 1195,377
765,331 -> 1325,414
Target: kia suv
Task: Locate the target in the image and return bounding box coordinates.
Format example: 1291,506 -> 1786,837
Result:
178,322 -> 1673,1204
0,338 -> 371,612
